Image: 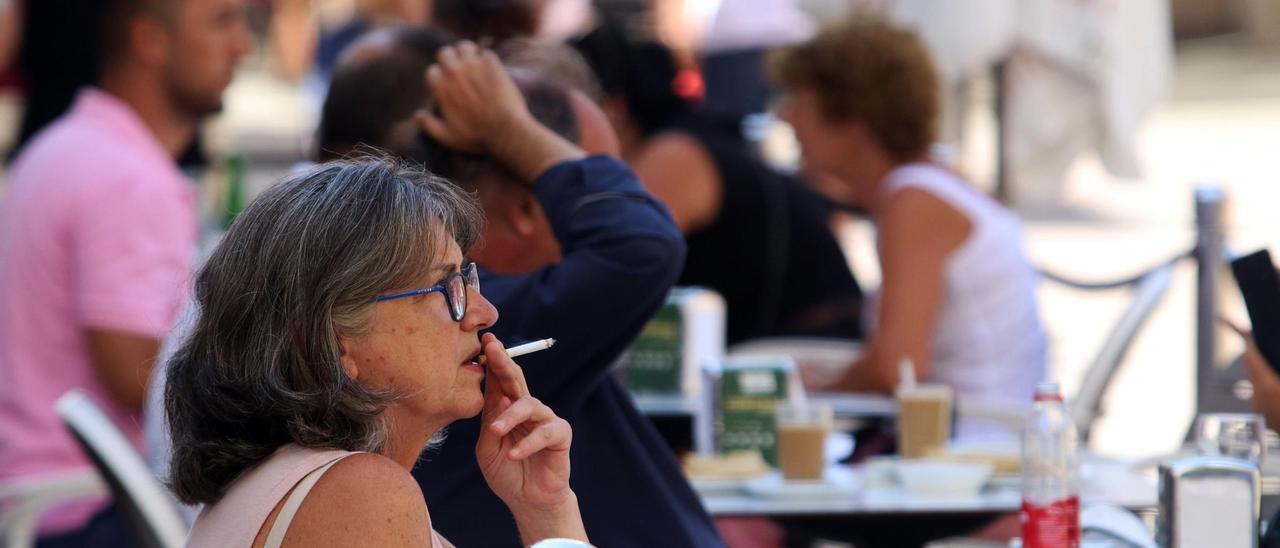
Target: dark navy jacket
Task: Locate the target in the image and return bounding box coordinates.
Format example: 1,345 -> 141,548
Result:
414,157 -> 724,547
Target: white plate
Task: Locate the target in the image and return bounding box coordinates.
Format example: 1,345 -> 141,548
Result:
988,472 -> 1021,490
690,476 -> 757,495
744,467 -> 860,500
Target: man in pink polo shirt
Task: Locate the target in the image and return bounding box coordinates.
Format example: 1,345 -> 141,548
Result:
0,0 -> 250,545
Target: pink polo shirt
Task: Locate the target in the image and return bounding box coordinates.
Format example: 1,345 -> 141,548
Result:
0,88 -> 196,534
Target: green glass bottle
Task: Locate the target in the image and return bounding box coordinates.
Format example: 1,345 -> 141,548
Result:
222,152 -> 246,229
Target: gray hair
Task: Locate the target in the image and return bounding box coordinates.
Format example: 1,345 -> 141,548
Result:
165,156 -> 483,505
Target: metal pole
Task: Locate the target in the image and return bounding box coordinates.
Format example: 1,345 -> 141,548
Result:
993,60 -> 1012,205
1195,185 -> 1225,415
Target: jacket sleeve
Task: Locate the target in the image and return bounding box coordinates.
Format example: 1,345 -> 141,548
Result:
480,155 -> 687,404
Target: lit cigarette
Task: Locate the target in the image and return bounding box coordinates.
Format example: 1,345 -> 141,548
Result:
477,338 -> 556,365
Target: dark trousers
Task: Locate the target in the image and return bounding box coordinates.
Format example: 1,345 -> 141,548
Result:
36,504 -> 139,548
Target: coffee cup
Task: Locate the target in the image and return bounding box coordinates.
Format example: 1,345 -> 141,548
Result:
897,384 -> 952,459
775,402 -> 833,481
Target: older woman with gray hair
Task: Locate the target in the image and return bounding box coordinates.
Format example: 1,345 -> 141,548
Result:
168,44 -> 591,548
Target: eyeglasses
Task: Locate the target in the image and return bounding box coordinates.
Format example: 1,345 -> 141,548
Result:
373,261 -> 479,321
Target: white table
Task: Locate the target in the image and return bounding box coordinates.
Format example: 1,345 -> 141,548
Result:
697,457 -> 1159,517
630,392 -> 898,419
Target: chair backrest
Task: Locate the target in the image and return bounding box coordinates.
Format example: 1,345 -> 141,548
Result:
0,471 -> 106,548
55,390 -> 188,548
1062,263 -> 1175,443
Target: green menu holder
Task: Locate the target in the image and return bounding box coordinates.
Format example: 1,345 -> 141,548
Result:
624,300 -> 684,394
713,357 -> 792,466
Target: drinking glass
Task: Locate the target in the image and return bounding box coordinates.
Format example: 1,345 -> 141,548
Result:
1194,413 -> 1265,465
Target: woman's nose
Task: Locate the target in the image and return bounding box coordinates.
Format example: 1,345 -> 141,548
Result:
463,287 -> 498,331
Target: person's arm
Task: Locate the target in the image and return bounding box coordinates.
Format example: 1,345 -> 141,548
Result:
74,174 -> 196,412
820,187 -> 969,393
85,330 -> 159,411
1226,319 -> 1280,429
419,42 -> 685,401
478,156 -> 687,401
631,131 -> 722,234
0,0 -> 20,75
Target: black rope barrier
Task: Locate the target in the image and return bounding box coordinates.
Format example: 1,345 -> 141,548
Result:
1037,247 -> 1197,291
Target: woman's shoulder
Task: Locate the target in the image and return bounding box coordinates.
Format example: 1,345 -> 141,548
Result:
282,452 -> 432,546
881,162 -> 968,197
880,162 -> 1008,230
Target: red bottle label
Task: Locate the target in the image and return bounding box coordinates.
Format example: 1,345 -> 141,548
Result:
1020,496 -> 1080,548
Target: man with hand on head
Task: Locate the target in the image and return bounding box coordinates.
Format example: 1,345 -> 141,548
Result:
0,0 -> 251,546
412,41 -> 721,548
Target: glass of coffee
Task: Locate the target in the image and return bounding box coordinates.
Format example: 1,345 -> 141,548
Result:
775,402 -> 833,481
897,384 -> 953,459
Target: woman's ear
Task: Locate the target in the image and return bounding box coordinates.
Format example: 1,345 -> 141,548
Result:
337,337 -> 359,379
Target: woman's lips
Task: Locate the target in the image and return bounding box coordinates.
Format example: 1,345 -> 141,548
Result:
460,349 -> 483,372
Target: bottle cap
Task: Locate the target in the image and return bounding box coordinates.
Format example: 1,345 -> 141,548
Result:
1034,381 -> 1062,400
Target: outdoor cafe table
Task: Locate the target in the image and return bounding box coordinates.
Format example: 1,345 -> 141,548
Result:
696,455 -> 1159,518
631,392 -> 899,420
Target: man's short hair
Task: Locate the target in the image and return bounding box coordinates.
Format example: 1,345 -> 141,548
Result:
316,26 -> 457,161
318,25 -> 581,192
498,38 -> 602,102
768,14 -> 940,162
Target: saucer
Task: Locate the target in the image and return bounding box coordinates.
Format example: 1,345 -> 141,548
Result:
691,476 -> 757,495
744,467 -> 859,500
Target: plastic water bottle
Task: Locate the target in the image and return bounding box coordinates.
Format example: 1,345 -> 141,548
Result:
1020,382 -> 1080,547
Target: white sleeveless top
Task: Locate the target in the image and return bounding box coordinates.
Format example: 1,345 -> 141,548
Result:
186,444 -> 454,548
879,163 -> 1047,442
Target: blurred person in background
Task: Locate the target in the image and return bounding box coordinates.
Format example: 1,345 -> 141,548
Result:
3,0 -> 102,161
431,0 -> 593,45
1224,320 -> 1280,546
266,0 -> 431,84
0,0 -> 250,545
432,0 -> 543,43
0,0 -> 20,83
772,15 -> 1046,442
572,19 -> 866,345
1226,319 -> 1280,438
317,32 -> 722,546
696,0 -> 814,129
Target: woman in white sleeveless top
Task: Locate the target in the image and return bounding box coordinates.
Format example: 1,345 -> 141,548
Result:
169,45 -> 591,547
772,16 -> 1046,442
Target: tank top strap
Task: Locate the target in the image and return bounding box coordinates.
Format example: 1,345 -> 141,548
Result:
186,444 -> 358,547
263,452 -> 357,548
878,162 -> 989,224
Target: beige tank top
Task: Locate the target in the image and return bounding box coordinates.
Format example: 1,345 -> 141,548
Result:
185,444 -> 453,548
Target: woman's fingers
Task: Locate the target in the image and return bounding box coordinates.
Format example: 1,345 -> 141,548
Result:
482,334 -> 530,398
507,417 -> 572,460
488,395 -> 551,435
